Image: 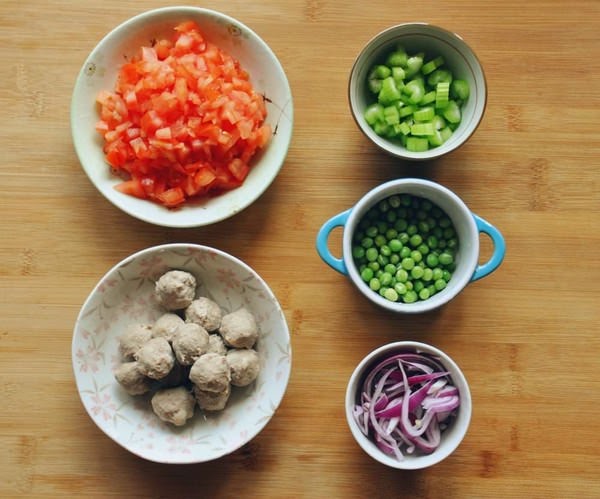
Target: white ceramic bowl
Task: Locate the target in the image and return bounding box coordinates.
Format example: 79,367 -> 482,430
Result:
346,341 -> 472,469
317,178 -> 505,313
71,7 -> 293,227
349,23 -> 486,161
72,244 -> 291,463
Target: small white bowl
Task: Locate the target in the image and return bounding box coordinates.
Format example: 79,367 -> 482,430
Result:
71,7 -> 293,227
72,244 -> 291,463
316,178 -> 505,313
349,23 -> 486,161
346,341 -> 472,469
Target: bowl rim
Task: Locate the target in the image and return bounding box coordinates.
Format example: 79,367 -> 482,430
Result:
71,242 -> 292,463
70,6 -> 294,228
348,22 -> 487,161
345,340 -> 472,469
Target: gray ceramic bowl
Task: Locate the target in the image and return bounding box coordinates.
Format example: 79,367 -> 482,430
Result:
349,23 -> 486,161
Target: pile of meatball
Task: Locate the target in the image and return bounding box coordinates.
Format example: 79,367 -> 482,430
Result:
114,269 -> 261,426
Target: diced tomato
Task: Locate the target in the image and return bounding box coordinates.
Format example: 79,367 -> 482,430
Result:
96,21 -> 270,208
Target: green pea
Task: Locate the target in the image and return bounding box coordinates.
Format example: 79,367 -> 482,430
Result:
361,268 -> 374,282
401,257 -> 415,270
377,255 -> 389,266
376,221 -> 388,234
411,266 -> 424,279
434,279 -> 447,291
417,243 -> 430,255
373,235 -> 386,247
414,280 -> 425,293
427,235 -> 438,249
439,252 -> 454,266
433,227 -> 443,239
419,288 -> 430,300
361,237 -> 374,249
443,270 -> 452,282
410,250 -> 423,263
386,210 -> 397,223
439,217 -> 451,228
407,224 -> 418,236
426,253 -> 439,267
352,246 -> 366,260
427,284 -> 437,296
398,232 -> 410,245
409,234 -> 423,247
389,239 -> 403,252
394,219 -> 408,232
394,282 -> 407,295
379,286 -> 389,297
418,221 -> 429,233
379,200 -> 390,212
443,227 -> 455,239
403,290 -> 418,303
380,245 -> 392,257
386,228 -> 398,240
368,262 -> 380,272
405,281 -> 414,290
422,268 -> 434,282
446,238 -> 458,250
395,268 -> 408,282
384,263 -> 397,274
383,288 -> 399,302
400,246 -> 411,258
432,267 -> 443,281
389,195 -> 401,208
400,194 -> 412,207
366,247 -> 378,262
380,272 -> 393,286
390,254 -> 400,265
366,226 -> 378,238
370,278 -> 381,291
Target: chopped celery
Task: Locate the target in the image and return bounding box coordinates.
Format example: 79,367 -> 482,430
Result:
403,79 -> 425,104
368,78 -> 382,94
370,65 -> 392,79
406,137 -> 429,152
383,105 -> 400,125
451,79 -> 470,100
442,100 -> 461,124
411,123 -> 435,136
378,77 -> 402,105
421,56 -> 445,75
421,90 -> 436,105
363,46 -> 468,151
413,106 -> 435,122
427,69 -> 453,86
364,103 -> 384,125
435,81 -> 450,109
404,53 -> 424,78
386,48 -> 408,67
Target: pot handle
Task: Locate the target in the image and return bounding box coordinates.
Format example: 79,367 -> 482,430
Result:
316,209 -> 351,275
471,214 -> 506,282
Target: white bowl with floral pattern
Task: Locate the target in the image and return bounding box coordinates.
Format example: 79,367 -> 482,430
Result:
72,243 -> 291,463
70,6 -> 293,227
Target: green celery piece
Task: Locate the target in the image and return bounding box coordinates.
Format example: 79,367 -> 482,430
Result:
413,106 -> 435,122
403,79 -> 425,105
406,136 -> 429,152
451,79 -> 470,100
428,130 -> 444,147
442,100 -> 461,124
427,68 -> 453,86
404,53 -> 424,78
378,77 -> 402,105
364,103 -> 384,126
431,114 -> 446,130
370,65 -> 392,80
440,127 -> 453,141
398,105 -> 416,118
368,78 -> 382,94
435,81 -> 450,108
421,90 -> 436,105
383,105 -> 400,125
391,66 -> 406,85
373,121 -> 391,136
411,122 -> 435,136
421,56 -> 445,75
398,121 -> 411,136
386,47 -> 408,67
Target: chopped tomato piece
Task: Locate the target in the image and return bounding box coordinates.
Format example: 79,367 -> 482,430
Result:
95,21 -> 270,208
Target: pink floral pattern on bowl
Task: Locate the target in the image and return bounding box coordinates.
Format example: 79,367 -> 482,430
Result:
72,244 -> 291,463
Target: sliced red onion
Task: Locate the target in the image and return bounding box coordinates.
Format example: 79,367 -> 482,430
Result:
354,350 -> 460,461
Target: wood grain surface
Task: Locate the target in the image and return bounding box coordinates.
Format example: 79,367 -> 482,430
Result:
1,0 -> 599,497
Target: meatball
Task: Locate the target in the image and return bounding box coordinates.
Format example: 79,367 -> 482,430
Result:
226,349 -> 260,387
114,361 -> 153,395
118,323 -> 153,359
172,323 -> 209,366
155,270 -> 196,310
134,337 -> 175,380
219,308 -> 258,349
152,313 -> 184,343
207,333 -> 227,356
151,387 -> 195,426
189,353 -> 230,393
193,383 -> 231,412
185,297 -> 222,332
